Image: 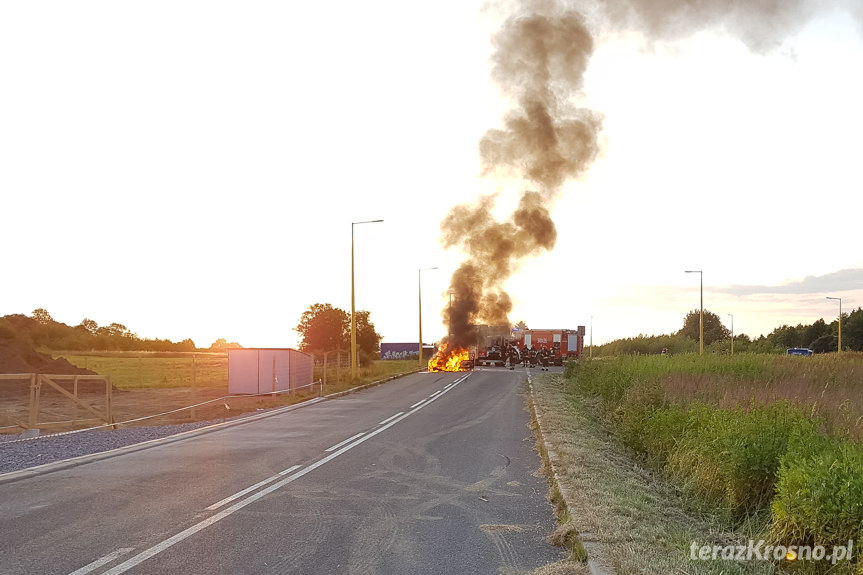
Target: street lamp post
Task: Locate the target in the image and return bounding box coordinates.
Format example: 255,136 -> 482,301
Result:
685,270 -> 703,355
589,316 -> 593,358
728,314 -> 734,356
351,219 -> 383,381
418,267 -> 438,368
826,297 -> 842,353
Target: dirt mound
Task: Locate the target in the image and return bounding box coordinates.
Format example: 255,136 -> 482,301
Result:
0,340 -> 95,375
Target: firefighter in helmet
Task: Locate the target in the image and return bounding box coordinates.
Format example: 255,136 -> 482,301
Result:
508,344 -> 519,370
540,345 -> 550,371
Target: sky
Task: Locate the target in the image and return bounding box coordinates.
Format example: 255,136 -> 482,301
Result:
2,1 -> 862,349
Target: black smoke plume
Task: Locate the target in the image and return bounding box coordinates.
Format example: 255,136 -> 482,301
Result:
439,6 -> 602,350
436,0 -> 861,353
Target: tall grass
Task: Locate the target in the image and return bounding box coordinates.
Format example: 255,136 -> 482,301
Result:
563,353 -> 863,572
567,353 -> 863,441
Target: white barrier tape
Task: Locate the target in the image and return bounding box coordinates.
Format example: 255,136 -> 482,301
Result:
1,380 -> 324,444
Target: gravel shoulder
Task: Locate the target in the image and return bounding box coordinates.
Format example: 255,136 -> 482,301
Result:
0,416 -> 249,475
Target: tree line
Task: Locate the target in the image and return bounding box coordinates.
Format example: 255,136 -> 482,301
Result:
1,303 -> 385,358
0,309 -> 213,352
592,308 -> 863,356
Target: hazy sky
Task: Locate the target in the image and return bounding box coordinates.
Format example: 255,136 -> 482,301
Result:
2,1 -> 861,349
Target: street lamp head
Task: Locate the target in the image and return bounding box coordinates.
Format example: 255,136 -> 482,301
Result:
685,270 -> 702,274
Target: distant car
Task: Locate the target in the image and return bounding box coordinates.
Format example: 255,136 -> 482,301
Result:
787,348 -> 813,356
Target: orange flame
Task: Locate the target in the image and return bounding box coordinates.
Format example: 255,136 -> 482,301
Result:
427,342 -> 470,372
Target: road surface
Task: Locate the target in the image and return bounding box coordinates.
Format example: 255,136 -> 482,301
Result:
1,368 -> 565,575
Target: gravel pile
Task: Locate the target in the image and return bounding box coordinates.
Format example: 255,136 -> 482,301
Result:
0,417 -> 246,475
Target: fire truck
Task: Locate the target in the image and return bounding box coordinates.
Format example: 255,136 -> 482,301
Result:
513,327 -> 585,366
474,325 -> 585,367
474,325 -> 513,367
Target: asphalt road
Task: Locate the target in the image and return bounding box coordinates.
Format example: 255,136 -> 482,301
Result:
0,367 -> 566,575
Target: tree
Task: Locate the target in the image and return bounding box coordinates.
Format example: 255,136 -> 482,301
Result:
515,320 -> 528,332
352,310 -> 382,356
31,308 -> 54,325
209,338 -> 243,351
803,318 -> 831,348
296,303 -> 350,356
78,318 -> 99,334
769,324 -> 804,350
99,323 -> 132,338
678,309 -> 731,347
177,338 -> 196,352
840,307 -> 863,352
810,334 -> 837,354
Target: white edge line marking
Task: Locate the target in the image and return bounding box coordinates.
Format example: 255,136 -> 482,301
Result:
100,373 -> 471,575
67,548 -> 134,575
378,412 -> 404,426
324,432 -> 365,452
205,465 -> 302,511
428,389 -> 444,398
409,399 -> 426,408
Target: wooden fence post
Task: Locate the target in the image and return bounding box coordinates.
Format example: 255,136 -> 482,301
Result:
29,374 -> 41,429
106,375 -> 115,429
73,375 -> 79,424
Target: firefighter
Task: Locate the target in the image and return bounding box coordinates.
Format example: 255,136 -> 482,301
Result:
540,345 -> 550,371
508,345 -> 519,370
529,345 -> 538,368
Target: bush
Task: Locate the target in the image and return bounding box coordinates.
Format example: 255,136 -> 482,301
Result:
771,433 -> 863,554
667,402 -> 815,516
640,404 -> 695,467
613,379 -> 666,455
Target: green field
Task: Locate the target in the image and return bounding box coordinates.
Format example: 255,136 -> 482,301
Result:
57,352 -> 229,389
55,352 -> 418,393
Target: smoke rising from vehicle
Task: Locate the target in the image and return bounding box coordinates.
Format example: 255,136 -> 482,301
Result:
441,5 -> 601,347
439,6 -> 602,350
434,0 -> 861,353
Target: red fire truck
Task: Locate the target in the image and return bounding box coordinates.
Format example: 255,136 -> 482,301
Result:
471,325 -> 586,367
512,327 -> 585,366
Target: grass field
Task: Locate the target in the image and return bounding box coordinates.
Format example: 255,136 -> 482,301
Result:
2,352 -> 419,432
557,352 -> 863,574
57,352 -> 229,389
568,352 -> 863,441
55,351 -> 418,393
